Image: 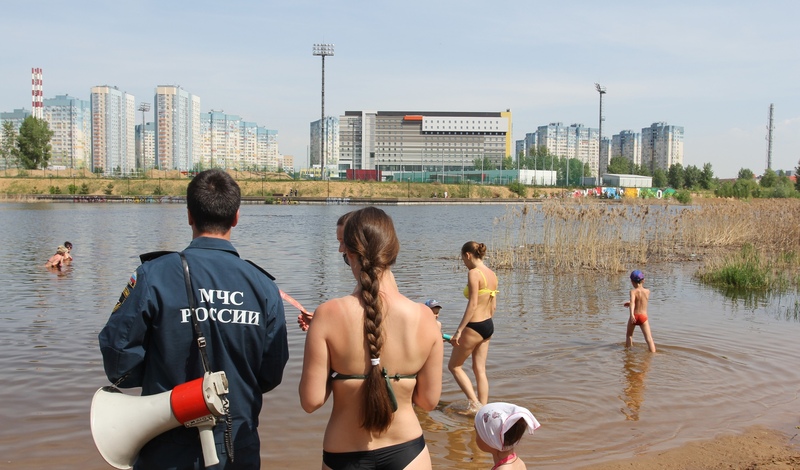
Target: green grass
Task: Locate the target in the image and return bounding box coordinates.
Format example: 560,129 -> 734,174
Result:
696,244 -> 799,293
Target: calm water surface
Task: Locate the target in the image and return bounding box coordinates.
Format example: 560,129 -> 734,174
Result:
1,202 -> 799,469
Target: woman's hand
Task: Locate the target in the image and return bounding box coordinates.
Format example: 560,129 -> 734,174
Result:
297,311 -> 313,331
450,330 -> 461,346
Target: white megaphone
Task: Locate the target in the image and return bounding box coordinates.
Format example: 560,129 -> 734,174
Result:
90,371 -> 229,469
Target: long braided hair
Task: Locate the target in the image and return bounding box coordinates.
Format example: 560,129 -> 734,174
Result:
342,207 -> 399,433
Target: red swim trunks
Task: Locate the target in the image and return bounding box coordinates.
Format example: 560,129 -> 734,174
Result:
633,312 -> 648,325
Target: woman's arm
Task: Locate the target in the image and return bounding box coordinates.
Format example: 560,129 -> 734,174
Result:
299,304 -> 332,413
451,269 -> 480,345
413,310 -> 444,411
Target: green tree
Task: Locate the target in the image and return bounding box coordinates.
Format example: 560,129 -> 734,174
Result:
737,168 -> 754,180
759,168 -> 777,188
1,120 -> 19,171
653,168 -> 667,187
667,163 -> 685,189
684,164 -> 702,189
16,116 -> 54,169
732,178 -> 757,199
472,156 -> 497,171
632,164 -> 651,176
607,156 -> 631,174
700,163 -> 714,190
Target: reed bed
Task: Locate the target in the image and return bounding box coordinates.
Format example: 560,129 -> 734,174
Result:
491,199 -> 800,277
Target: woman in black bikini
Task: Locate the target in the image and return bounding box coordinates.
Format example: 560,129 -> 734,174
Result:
449,241 -> 498,412
300,207 -> 444,470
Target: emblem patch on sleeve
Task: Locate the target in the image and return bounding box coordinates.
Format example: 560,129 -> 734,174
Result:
113,271 -> 138,312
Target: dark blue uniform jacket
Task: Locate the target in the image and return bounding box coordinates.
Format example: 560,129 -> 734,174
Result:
99,237 -> 289,469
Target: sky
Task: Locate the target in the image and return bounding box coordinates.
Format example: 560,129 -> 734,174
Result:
2,0 -> 798,178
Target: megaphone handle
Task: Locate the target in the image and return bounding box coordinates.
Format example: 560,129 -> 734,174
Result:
198,424 -> 219,467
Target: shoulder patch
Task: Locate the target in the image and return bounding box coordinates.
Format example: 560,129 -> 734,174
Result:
113,270 -> 138,312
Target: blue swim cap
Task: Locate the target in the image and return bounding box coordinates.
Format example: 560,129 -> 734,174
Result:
630,270 -> 644,282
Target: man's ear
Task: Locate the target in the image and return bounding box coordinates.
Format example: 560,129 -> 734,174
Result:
231,209 -> 240,228
187,209 -> 194,226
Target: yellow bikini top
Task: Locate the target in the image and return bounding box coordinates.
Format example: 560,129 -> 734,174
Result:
464,269 -> 499,299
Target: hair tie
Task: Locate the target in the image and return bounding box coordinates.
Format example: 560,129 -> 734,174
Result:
370,358 -> 380,366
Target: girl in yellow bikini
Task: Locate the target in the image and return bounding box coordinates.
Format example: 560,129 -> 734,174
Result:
449,241 -> 499,412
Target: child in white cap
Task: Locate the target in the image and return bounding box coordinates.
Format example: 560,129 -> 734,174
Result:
474,402 -> 540,469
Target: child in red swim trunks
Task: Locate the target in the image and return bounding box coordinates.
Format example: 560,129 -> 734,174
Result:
624,270 -> 656,352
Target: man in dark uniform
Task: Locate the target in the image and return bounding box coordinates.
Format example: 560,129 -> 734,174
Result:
99,169 -> 289,469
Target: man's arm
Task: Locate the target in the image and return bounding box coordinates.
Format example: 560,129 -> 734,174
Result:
98,267 -> 151,388
257,287 -> 289,393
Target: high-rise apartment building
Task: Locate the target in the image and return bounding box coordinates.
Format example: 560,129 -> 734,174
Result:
599,137 -> 611,176
200,111 -> 241,169
199,111 -> 279,171
310,116 -> 339,170
155,85 -> 200,171
43,95 -> 91,169
516,132 -> 538,161
135,122 -> 156,170
641,122 -> 683,173
257,128 -> 279,171
611,130 -> 642,169
90,86 -> 136,175
536,123 -> 599,176
338,111 -> 512,176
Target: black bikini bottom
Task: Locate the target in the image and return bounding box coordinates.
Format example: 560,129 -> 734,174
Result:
466,318 -> 494,340
322,435 -> 426,470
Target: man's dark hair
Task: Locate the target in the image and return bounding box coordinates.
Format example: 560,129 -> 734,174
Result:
186,169 -> 241,234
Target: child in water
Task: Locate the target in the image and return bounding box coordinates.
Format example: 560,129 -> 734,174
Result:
624,270 -> 656,352
425,299 -> 451,340
45,245 -> 68,269
474,402 -> 540,470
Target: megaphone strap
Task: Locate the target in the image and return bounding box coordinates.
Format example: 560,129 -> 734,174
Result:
179,253 -> 211,374
179,253 -> 235,462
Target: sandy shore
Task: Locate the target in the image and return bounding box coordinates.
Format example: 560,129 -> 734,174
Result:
576,427 -> 800,470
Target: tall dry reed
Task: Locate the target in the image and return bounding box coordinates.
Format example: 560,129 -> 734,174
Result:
491,199 -> 800,274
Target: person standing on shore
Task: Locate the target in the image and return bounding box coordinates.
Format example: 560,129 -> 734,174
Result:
98,169 -> 289,469
624,269 -> 656,352
449,241 -> 498,412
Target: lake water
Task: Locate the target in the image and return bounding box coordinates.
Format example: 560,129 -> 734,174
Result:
1,202 -> 799,469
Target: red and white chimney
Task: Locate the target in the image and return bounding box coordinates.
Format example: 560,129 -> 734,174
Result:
31,67 -> 43,119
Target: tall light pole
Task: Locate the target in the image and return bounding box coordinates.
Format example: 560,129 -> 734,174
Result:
595,83 -> 606,183
138,102 -> 150,173
313,43 -> 334,180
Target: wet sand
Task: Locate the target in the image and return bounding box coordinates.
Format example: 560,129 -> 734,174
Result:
577,427 -> 800,470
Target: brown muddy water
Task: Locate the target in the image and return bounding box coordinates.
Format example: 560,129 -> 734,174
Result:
1,202 -> 798,469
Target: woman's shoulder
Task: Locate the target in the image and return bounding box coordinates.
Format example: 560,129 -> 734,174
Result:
315,295 -> 360,319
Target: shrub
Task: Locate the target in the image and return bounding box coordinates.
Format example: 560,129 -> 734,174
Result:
79,183 -> 90,195
103,183 -> 114,195
674,189 -> 692,204
67,184 -> 78,195
508,181 -> 528,198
